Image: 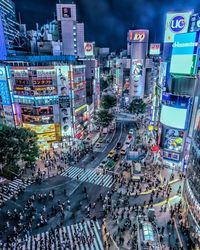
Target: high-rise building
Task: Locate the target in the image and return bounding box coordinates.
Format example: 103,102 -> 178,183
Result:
56,3 -> 85,57
0,0 -> 18,50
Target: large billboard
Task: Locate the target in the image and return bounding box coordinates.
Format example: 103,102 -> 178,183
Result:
170,32 -> 199,75
164,12 -> 191,43
160,105 -> 188,129
56,66 -> 73,137
84,42 -> 94,57
130,59 -> 145,98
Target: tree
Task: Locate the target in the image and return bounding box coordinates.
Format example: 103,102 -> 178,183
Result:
94,109 -> 114,128
100,79 -> 109,91
128,98 -> 146,114
0,125 -> 39,179
101,94 -> 117,109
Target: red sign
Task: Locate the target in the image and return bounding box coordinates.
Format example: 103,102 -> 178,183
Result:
85,43 -> 92,52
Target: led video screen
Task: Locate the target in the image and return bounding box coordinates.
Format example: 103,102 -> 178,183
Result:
160,105 -> 187,129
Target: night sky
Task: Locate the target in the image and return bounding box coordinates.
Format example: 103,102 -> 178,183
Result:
14,0 -> 200,51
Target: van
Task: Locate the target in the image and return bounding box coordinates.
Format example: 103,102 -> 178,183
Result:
120,145 -> 128,155
103,127 -> 108,134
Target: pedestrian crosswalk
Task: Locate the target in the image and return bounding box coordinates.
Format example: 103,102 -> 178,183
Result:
0,220 -> 104,250
0,179 -> 32,205
61,166 -> 113,188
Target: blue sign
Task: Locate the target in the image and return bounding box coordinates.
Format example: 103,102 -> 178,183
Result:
170,15 -> 186,32
0,80 -> 11,106
172,32 -> 199,55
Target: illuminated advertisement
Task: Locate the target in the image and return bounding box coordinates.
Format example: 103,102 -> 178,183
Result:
22,115 -> 54,124
158,62 -> 167,87
170,32 -> 199,75
164,12 -> 191,43
15,79 -> 30,85
160,106 -> 187,129
163,151 -> 180,161
37,133 -> 56,142
164,129 -> 184,152
56,66 -> 70,96
56,66 -> 72,137
13,69 -> 28,77
36,69 -> 56,78
0,67 -> 11,106
130,59 -> 145,97
62,7 -> 71,18
84,42 -> 94,57
160,94 -> 191,130
189,13 -> 200,32
149,43 -> 161,55
56,4 -> 76,21
32,79 -> 53,85
15,86 -> 57,96
131,30 -> 149,43
131,59 -> 143,81
23,123 -> 55,133
21,106 -> 53,116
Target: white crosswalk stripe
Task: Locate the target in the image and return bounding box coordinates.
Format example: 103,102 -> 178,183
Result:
1,220 -> 103,250
0,179 -> 33,204
60,166 -> 113,188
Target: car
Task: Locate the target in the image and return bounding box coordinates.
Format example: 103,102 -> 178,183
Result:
115,142 -> 121,150
98,137 -> 104,143
113,153 -> 119,162
105,160 -> 115,170
95,142 -> 101,148
125,141 -> 131,147
129,128 -> 134,135
99,158 -> 108,168
108,149 -> 116,158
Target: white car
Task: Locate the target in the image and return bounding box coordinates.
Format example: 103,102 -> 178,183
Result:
129,128 -> 134,135
99,158 -> 108,168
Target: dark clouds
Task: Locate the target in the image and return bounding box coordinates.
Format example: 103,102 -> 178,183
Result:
14,0 -> 200,50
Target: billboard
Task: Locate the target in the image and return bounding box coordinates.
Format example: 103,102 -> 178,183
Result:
131,30 -> 149,43
160,105 -> 187,129
23,124 -> 55,133
56,66 -> 72,137
149,43 -> 161,55
164,129 -> 184,153
164,12 -> 191,43
131,59 -> 143,81
37,133 -> 56,142
56,4 -> 76,21
130,59 -> 145,98
84,42 -> 94,57
0,67 -> 11,106
189,13 -> 200,32
170,32 -> 199,75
